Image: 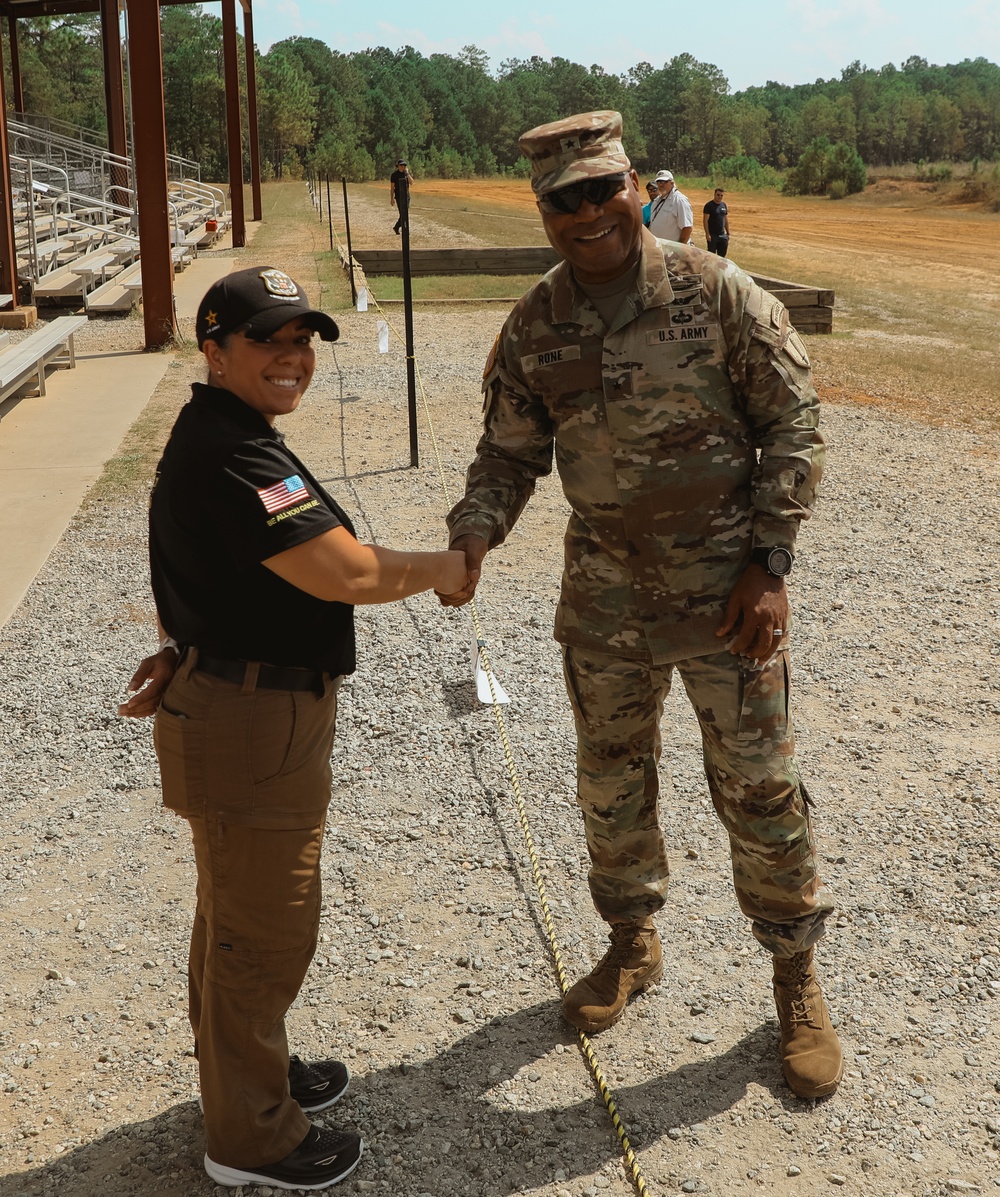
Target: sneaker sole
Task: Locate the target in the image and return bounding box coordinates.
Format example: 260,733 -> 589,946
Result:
204,1141 -> 364,1190
564,961 -> 664,1034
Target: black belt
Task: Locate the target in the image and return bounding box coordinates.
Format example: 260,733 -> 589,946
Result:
194,652 -> 326,693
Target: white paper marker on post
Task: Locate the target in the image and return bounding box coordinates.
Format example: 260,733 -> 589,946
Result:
377,320 -> 389,353
357,287 -> 368,312
472,636 -> 510,705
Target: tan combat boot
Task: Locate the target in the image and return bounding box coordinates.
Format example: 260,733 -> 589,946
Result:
772,948 -> 843,1098
563,920 -> 662,1033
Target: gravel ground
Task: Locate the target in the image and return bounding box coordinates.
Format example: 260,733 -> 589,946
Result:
0,258 -> 999,1197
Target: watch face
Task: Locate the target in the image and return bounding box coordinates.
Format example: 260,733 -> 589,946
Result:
768,548 -> 793,576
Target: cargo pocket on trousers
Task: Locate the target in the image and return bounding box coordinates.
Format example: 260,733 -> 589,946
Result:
736,653 -> 793,755
247,689 -> 297,785
154,705 -> 204,816
240,688 -> 338,828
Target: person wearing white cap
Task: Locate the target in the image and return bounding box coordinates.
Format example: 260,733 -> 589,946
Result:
647,169 -> 693,243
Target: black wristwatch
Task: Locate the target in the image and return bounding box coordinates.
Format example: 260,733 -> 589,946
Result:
750,547 -> 794,578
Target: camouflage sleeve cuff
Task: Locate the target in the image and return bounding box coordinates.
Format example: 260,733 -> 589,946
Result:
446,512 -> 502,549
752,515 -> 800,553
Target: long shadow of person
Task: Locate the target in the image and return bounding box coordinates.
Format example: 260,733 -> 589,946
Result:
0,1001 -> 782,1197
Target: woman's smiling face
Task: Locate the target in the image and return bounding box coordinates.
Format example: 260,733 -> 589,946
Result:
203,318 -> 317,424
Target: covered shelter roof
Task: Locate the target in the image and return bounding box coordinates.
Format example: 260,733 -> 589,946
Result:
0,0 -> 261,348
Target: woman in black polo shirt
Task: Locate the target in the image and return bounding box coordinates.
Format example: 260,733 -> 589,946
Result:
119,267 -> 466,1192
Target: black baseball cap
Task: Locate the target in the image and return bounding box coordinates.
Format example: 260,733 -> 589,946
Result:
196,266 -> 338,349
396,158 -> 407,165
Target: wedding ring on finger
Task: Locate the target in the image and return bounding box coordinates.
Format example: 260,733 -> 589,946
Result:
773,628 -> 785,637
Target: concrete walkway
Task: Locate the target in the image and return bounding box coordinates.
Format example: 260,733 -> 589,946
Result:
0,349 -> 171,631
0,229 -> 248,632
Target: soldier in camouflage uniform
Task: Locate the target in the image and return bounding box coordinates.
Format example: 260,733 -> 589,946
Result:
441,111 -> 842,1099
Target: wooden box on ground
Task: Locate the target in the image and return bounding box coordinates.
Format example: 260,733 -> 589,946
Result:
350,247 -> 834,333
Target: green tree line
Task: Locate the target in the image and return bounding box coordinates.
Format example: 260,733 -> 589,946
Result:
4,7 -> 999,181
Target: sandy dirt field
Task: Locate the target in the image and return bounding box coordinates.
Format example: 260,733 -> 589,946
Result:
351,176 -> 1000,434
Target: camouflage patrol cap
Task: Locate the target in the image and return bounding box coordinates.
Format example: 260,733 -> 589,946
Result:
519,110 -> 631,196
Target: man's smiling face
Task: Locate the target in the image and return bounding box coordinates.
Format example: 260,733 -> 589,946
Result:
538,169 -> 644,283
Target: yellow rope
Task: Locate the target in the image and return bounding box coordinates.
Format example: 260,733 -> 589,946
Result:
331,216 -> 654,1197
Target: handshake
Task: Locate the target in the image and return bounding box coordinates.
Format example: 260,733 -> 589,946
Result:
434,533 -> 488,607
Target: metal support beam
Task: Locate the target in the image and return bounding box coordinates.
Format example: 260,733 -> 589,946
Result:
100,0 -> 128,160
243,4 -> 262,223
0,25 -> 21,304
222,0 -> 246,248
124,0 -> 176,349
8,15 -> 24,115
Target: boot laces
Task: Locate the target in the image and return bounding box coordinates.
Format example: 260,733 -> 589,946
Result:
781,953 -> 815,1024
600,923 -> 647,969
787,997 -> 813,1025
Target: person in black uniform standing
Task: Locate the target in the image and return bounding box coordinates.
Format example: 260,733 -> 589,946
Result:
119,266 -> 467,1191
389,159 -> 413,235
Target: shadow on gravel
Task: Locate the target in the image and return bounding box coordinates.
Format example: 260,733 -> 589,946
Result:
316,464 -> 413,484
439,676 -> 480,718
0,1004 -> 783,1197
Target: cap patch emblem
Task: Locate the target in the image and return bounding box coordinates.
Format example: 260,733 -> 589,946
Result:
204,308 -> 219,333
259,269 -> 299,299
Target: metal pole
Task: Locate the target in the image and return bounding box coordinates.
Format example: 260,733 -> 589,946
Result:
341,177 -> 356,307
326,174 -> 333,252
221,0 -> 245,248
8,15 -> 24,115
125,0 -> 176,347
243,4 -> 263,222
0,28 -> 20,308
399,183 -> 418,468
317,171 -> 322,221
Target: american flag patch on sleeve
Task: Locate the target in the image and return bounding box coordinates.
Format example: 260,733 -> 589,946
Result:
257,475 -> 309,514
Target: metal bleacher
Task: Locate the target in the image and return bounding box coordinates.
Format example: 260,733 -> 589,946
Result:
8,111 -> 231,315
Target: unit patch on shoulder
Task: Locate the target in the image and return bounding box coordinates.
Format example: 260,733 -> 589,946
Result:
259,269 -> 299,299
520,345 -> 581,372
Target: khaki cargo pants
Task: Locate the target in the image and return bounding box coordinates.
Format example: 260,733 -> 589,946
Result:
153,648 -> 341,1167
562,645 -> 834,958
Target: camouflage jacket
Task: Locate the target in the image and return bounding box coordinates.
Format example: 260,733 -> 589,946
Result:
447,230 -> 825,663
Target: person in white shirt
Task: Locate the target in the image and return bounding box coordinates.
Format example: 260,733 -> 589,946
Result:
647,169 -> 693,243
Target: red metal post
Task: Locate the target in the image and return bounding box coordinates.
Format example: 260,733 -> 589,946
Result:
0,25 -> 22,305
243,3 -> 262,223
8,16 -> 24,115
100,0 -> 128,160
222,0 -> 246,247
124,0 -> 176,349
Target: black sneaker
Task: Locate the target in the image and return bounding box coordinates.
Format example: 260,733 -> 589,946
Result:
197,1056 -> 350,1115
204,1123 -> 364,1190
288,1055 -> 350,1113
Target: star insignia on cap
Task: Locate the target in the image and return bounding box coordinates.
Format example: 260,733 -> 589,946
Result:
205,309 -> 218,327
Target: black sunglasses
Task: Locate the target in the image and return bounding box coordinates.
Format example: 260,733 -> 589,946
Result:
538,173 -> 628,215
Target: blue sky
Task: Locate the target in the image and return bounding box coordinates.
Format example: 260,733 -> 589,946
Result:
236,0 -> 999,92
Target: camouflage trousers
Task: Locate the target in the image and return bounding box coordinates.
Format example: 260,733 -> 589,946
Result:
561,645 -> 834,958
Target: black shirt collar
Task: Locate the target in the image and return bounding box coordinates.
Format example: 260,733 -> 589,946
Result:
189,381 -> 281,440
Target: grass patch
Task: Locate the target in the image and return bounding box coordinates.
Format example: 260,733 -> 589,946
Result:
368,273 -> 537,303
90,354 -> 200,502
